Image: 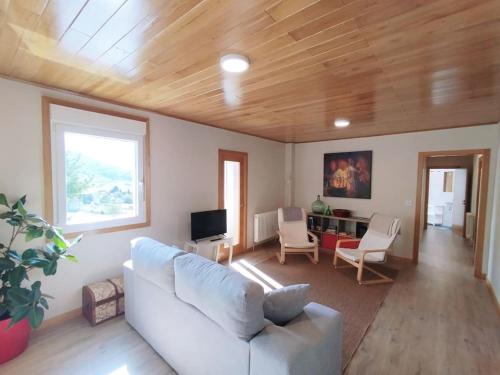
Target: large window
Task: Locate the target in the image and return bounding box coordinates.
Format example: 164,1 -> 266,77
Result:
43,98 -> 150,234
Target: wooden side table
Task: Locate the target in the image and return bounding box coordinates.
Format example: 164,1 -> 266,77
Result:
184,236 -> 233,264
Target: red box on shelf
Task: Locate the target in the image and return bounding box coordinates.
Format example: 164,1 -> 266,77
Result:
321,233 -> 359,250
337,236 -> 360,249
321,232 -> 337,250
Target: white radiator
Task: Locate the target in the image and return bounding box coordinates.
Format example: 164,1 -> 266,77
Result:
254,210 -> 279,245
465,212 -> 475,239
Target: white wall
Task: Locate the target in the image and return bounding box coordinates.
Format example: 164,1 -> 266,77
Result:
0,78 -> 285,318
284,143 -> 295,206
293,125 -> 500,268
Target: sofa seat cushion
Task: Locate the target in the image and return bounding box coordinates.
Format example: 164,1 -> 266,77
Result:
263,284 -> 310,325
131,237 -> 186,293
174,254 -> 265,341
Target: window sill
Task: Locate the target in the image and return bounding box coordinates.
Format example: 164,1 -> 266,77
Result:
63,220 -> 151,238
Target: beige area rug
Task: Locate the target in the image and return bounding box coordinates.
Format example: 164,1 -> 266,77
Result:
253,250 -> 397,370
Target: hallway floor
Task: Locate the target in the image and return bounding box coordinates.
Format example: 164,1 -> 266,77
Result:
346,226 -> 500,374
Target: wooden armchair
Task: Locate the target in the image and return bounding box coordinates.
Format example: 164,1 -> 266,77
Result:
277,208 -> 319,264
333,214 -> 401,285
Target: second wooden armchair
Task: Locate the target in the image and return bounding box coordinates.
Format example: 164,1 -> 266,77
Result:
333,213 -> 401,285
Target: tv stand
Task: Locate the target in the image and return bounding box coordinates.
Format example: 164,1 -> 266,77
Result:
184,236 -> 233,264
210,235 -> 225,242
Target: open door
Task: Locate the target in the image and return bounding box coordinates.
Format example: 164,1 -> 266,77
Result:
218,149 -> 248,256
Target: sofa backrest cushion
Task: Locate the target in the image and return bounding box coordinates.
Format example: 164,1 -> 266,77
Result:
263,284 -> 310,326
174,254 -> 265,341
131,237 -> 185,293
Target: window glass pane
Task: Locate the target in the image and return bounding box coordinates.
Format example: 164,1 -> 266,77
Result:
443,171 -> 454,192
64,132 -> 138,225
224,161 -> 240,246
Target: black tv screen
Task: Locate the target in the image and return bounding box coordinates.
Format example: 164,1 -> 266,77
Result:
191,209 -> 227,241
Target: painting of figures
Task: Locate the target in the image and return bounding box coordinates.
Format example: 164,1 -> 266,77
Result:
324,151 -> 372,199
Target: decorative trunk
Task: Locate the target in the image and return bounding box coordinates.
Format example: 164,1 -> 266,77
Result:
0,317 -> 31,364
82,277 -> 124,326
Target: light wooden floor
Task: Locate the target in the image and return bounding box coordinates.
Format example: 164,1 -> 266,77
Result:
1,228 -> 498,374
346,227 -> 500,374
0,314 -> 176,375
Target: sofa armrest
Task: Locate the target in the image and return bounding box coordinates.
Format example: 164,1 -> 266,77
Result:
123,260 -> 135,326
250,302 -> 342,375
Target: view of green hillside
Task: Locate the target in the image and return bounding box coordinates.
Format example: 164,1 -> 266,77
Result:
65,151 -> 135,224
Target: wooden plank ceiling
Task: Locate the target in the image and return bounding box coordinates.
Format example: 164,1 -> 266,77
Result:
0,0 -> 499,142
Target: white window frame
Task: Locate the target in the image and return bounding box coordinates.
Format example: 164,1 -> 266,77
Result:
43,98 -> 150,235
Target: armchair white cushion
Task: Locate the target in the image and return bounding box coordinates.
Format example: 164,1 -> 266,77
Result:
277,208 -> 318,264
281,220 -> 307,242
334,213 -> 401,285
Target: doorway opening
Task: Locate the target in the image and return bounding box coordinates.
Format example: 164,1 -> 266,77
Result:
427,168 -> 468,234
413,149 -> 490,278
218,149 -> 248,257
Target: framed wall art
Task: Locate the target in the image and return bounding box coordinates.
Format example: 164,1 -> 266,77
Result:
323,151 -> 372,199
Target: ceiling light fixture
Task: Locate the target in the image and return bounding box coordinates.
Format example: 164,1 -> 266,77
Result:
220,54 -> 250,73
334,118 -> 350,128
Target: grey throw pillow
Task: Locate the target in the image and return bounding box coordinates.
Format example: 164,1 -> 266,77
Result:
263,284 -> 310,325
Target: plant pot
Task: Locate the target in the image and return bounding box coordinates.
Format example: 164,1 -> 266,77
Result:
0,317 -> 31,364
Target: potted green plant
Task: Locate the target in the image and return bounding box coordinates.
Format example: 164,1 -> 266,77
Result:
0,193 -> 81,364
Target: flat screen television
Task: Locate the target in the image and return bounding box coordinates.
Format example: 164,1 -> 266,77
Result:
191,209 -> 227,241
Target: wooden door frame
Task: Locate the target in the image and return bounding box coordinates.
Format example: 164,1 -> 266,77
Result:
413,149 -> 490,278
218,149 -> 248,255
473,157 -> 484,245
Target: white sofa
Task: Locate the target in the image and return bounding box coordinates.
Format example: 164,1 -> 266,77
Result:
123,237 -> 342,375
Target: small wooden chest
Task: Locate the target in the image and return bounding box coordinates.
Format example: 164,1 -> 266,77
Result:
82,277 -> 124,326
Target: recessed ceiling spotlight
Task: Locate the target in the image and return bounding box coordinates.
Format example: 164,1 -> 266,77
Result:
334,118 -> 350,128
220,54 -> 250,73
